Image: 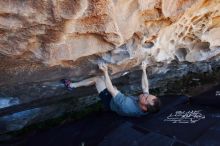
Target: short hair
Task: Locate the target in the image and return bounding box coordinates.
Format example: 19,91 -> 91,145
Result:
146,97 -> 161,113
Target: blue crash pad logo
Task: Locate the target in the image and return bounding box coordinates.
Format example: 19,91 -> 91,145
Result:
164,110 -> 205,124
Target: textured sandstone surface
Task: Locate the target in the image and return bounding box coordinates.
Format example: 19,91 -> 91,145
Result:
0,0 -> 220,77
0,0 -> 220,133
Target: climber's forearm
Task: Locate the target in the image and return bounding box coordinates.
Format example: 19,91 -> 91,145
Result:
103,71 -> 118,97
141,69 -> 149,94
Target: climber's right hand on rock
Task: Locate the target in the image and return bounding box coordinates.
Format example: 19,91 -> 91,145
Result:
98,62 -> 108,73
141,61 -> 147,71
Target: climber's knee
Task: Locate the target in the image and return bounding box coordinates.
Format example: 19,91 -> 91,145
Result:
95,76 -> 106,93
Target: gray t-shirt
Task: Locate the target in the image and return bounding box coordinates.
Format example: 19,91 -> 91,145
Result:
110,92 -> 147,117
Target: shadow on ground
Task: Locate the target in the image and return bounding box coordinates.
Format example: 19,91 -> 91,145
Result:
1,85 -> 220,146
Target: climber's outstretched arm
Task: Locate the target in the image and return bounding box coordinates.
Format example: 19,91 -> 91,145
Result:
141,61 -> 149,94
98,63 -> 119,97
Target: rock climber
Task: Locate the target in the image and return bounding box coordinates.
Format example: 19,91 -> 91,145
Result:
62,61 -> 161,117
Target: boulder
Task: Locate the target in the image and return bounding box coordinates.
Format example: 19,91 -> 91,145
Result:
0,0 -> 220,133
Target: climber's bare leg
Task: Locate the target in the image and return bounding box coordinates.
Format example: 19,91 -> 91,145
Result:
70,77 -> 97,88
95,76 -> 118,94
70,76 -> 107,94
95,76 -> 106,93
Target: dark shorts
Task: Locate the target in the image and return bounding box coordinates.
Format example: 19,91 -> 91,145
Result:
98,88 -> 112,110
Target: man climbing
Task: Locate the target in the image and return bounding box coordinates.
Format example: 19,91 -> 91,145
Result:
62,61 -> 161,117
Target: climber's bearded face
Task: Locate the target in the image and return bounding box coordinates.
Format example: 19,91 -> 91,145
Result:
138,94 -> 157,111
139,94 -> 149,105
